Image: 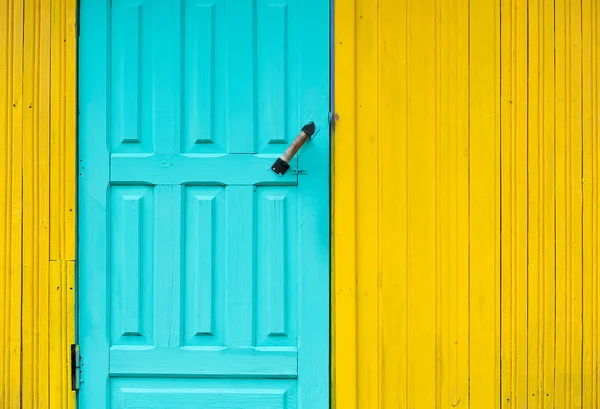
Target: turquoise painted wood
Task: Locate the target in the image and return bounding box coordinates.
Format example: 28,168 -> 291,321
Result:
78,0 -> 330,407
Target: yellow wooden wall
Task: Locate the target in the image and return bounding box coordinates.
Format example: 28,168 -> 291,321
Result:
0,0 -> 76,407
332,0 -> 500,406
501,0 -> 600,407
333,0 -> 600,407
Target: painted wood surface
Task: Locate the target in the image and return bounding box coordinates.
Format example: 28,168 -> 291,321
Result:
3,1 -> 600,408
500,0 -> 600,407
332,0 -> 501,407
78,0 -> 330,407
332,0 -> 600,408
0,0 -> 76,408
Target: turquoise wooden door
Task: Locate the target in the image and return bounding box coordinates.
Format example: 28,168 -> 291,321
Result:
78,0 -> 330,407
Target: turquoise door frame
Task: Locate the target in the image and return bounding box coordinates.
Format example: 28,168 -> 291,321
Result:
78,0 -> 330,407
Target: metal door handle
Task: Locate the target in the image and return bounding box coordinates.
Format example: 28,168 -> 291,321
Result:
271,122 -> 316,175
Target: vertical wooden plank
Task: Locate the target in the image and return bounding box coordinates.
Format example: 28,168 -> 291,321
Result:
297,0 -> 330,404
356,0 -> 379,406
224,186 -> 255,347
66,261 -> 75,409
555,0 -> 569,405
527,0 -> 542,406
541,0 -> 557,405
332,0 -> 358,406
569,0 -> 584,406
408,0 -> 436,406
453,0 -> 471,406
64,0 -> 77,263
153,185 -> 183,347
582,0 -> 595,406
50,0 -> 63,261
379,0 -> 408,406
470,0 -> 500,408
49,261 -> 63,409
0,0 -> 10,405
10,0 -> 24,406
501,0 -> 528,406
591,2 -> 600,402
22,0 -> 35,405
590,1 -> 600,402
38,0 -> 52,405
78,0 -> 110,406
435,1 -> 443,406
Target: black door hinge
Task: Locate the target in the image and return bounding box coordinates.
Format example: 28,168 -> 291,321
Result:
71,344 -> 81,391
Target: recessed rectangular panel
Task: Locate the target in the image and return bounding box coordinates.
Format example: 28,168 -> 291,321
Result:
110,186 -> 154,346
111,379 -> 297,409
257,1 -> 299,154
225,1 -> 257,153
225,186 -> 256,346
257,0 -> 298,154
256,187 -> 298,347
110,0 -> 153,153
151,1 -> 183,153
184,187 -> 225,346
183,0 -> 226,154
153,185 -> 183,347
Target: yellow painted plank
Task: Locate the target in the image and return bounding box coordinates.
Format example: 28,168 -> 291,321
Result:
38,0 -> 52,406
50,0 -> 63,262
554,0 -> 569,405
452,0 -> 471,406
470,0 -> 501,407
595,3 -> 600,404
65,0 -> 76,262
67,261 -> 76,409
22,0 -> 37,405
0,0 -> 10,406
332,0 -> 358,407
10,1 -> 24,407
527,0 -> 542,406
355,0 -> 379,406
49,261 -> 63,408
566,1 -> 584,406
500,0 -> 528,406
379,0 -> 408,406
407,1 -> 436,406
582,0 -> 596,406
540,0 -> 557,405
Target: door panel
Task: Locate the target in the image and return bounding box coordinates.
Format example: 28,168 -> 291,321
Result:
111,379 -> 297,409
78,0 -> 330,407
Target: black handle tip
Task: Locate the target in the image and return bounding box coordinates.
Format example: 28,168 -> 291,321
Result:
301,121 -> 316,137
271,158 -> 290,175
